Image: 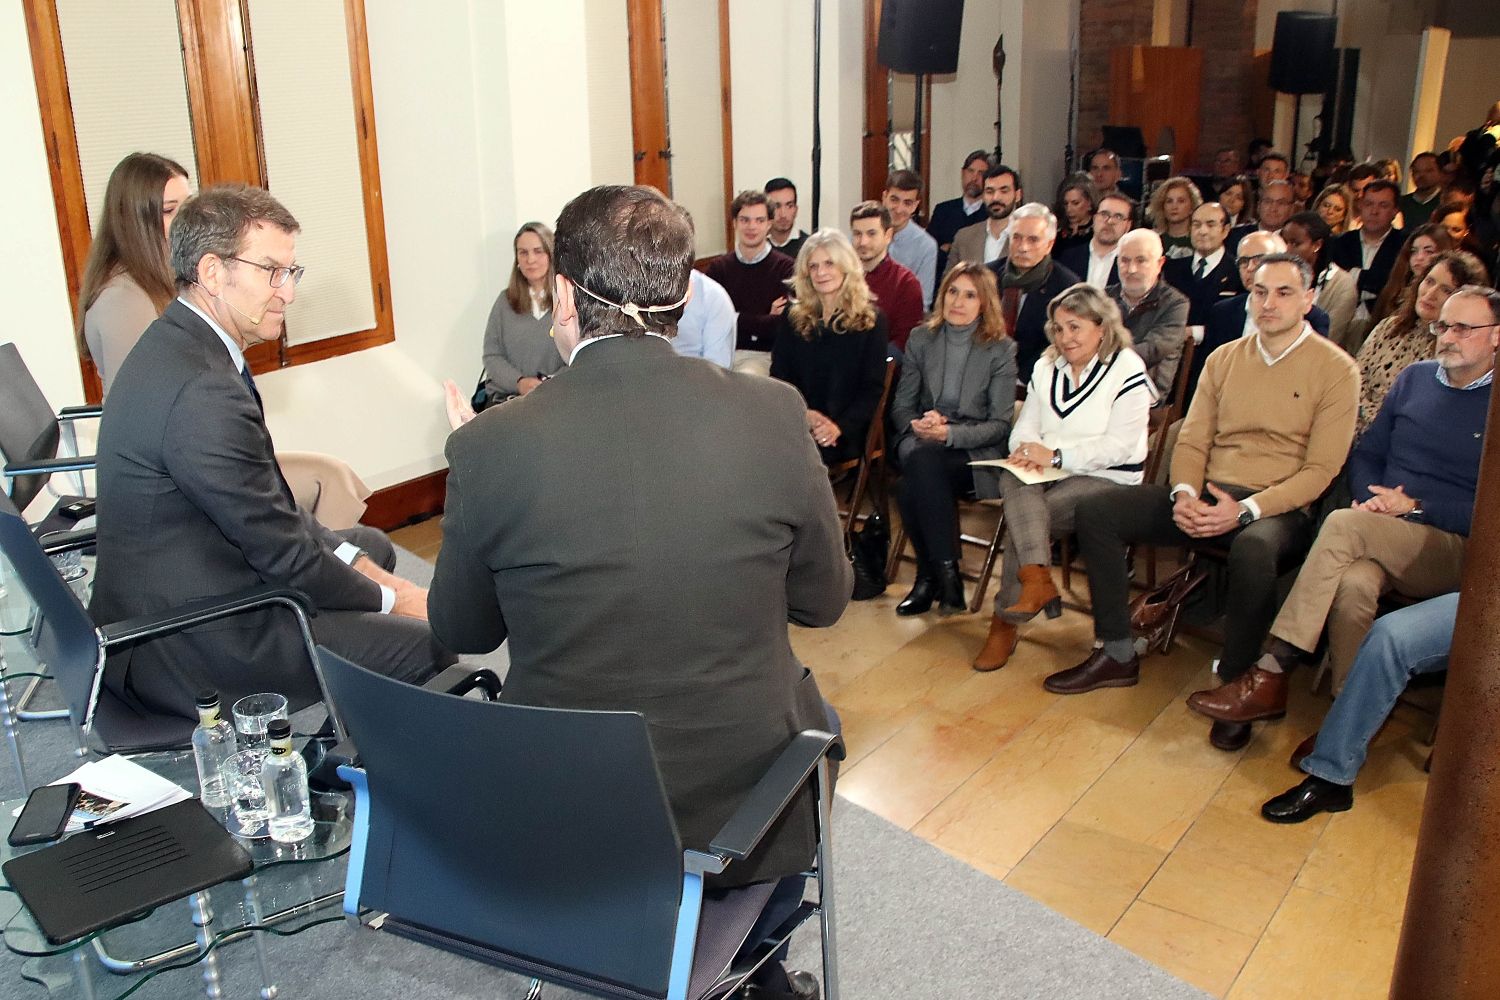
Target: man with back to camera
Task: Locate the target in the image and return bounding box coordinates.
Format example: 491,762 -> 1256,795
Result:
704,189 -> 796,376
946,163 -> 1023,273
850,200 -> 924,359
1057,191 -> 1133,290
986,202 -> 1080,385
883,168 -> 939,308
91,184 -> 452,723
928,150 -> 992,275
765,177 -> 808,261
1108,228 -> 1190,397
428,184 -> 849,999
1163,201 -> 1241,325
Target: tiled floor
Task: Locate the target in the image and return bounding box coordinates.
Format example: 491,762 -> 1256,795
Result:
393,515 -> 1428,998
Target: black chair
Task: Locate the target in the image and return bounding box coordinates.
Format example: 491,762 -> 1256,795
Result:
0,342 -> 100,535
318,646 -> 842,1000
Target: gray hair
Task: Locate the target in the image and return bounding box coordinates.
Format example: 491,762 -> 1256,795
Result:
1010,202 -> 1058,242
1118,228 -> 1164,258
1450,284 -> 1500,324
1044,282 -> 1133,361
170,184 -> 299,289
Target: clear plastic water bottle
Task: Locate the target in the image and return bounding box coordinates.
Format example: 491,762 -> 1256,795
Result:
260,719 -> 313,843
191,690 -> 237,808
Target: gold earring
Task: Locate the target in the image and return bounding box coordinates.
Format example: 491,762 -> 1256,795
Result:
548,326 -> 555,339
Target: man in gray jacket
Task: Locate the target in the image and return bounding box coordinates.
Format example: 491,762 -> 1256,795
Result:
1109,228 -> 1191,399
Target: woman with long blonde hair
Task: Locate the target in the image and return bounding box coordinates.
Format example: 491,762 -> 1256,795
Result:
1148,176 -> 1202,259
769,229 -> 889,464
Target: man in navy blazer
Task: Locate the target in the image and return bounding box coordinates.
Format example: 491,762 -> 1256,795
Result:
1163,202 -> 1242,325
1328,179 -> 1404,320
1056,191 -> 1135,289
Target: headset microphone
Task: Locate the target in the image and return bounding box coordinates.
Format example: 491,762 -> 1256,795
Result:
193,280 -> 266,326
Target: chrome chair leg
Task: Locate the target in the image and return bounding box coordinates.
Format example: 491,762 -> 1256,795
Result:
814,757 -> 839,1000
189,891 -> 224,1000
523,978 -> 544,999
0,657 -> 28,791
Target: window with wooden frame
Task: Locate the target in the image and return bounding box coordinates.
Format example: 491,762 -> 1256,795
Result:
23,0 -> 392,399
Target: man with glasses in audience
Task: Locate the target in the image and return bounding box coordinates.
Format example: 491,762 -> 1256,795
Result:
1058,192 -> 1133,290
1163,201 -> 1242,324
1109,228 -> 1190,397
91,184 -> 451,724
986,203 -> 1080,384
1232,286 -> 1499,816
1256,179 -> 1297,235
946,163 -> 1023,273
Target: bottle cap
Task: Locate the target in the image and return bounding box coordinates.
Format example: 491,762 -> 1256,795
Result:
195,690 -> 220,709
267,719 -> 292,741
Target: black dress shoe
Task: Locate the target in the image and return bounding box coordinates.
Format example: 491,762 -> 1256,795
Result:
1209,720 -> 1252,751
896,574 -> 936,616
934,560 -> 966,616
1261,776 -> 1353,823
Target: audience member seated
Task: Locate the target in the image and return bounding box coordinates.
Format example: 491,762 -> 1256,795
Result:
1370,222 -> 1454,329
92,184 -> 451,723
1313,183 -> 1355,236
1434,201 -> 1483,257
481,222 -> 565,405
428,185 -> 848,997
1400,152 -> 1445,229
1162,202 -> 1241,325
1264,593 -> 1457,823
1183,231 -> 1332,410
770,230 -> 890,465
1291,172 -> 1314,211
1330,178 -> 1405,327
1052,173 -> 1099,255
674,269 -> 736,369
883,169 -> 939,308
1221,176 -> 1255,230
947,163 -> 1023,272
1188,286 -> 1496,748
704,189 -> 796,376
1354,250 -> 1488,435
1344,163 -> 1381,223
1281,211 -> 1359,352
1057,192 -> 1133,290
1087,148 -> 1123,197
1197,147 -> 1244,200
1257,151 -> 1291,192
1048,254 -> 1358,753
973,284 -> 1152,672
80,152 -> 369,529
850,201 -> 924,360
987,204 -> 1081,385
891,263 -> 1017,617
929,150 -> 993,275
1147,176 -> 1202,259
765,177 -> 809,260
1255,179 -> 1296,235
1108,229 -> 1190,397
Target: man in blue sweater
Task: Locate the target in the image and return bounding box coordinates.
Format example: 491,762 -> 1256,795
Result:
1186,284 -> 1500,739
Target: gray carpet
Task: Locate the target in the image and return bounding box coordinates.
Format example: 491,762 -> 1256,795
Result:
0,547 -> 1208,999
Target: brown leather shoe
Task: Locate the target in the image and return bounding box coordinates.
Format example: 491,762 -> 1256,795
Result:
1289,732 -> 1317,769
1044,648 -> 1139,694
1186,666 -> 1289,723
1002,565 -> 1062,622
973,616 -> 1019,672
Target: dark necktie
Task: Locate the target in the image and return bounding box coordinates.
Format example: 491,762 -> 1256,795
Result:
240,365 -> 263,413
1194,257 -> 1207,280
240,365 -> 295,504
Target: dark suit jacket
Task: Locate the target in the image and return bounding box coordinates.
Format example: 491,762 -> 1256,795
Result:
770,311 -> 889,463
929,197 -> 984,274
429,336 -> 850,887
1056,242 -> 1118,289
1163,253 -> 1242,325
91,301 -> 381,720
1183,295 -> 1333,410
1225,222 -> 1257,257
1329,228 -> 1405,306
986,257 -> 1081,384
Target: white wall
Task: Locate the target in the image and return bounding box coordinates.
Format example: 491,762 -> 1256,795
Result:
664,0 -> 729,255
1434,37 -> 1500,152
928,2 -> 1002,205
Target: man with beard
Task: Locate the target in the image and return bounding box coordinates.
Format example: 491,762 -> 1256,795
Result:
1058,191 -> 1134,290
946,163 -> 1023,274
929,150 -> 992,275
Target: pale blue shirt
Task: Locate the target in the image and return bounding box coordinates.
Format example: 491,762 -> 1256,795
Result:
673,270 -> 736,369
889,222 -> 938,309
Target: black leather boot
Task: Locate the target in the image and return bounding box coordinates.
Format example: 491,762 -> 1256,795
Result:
935,560 -> 967,616
896,571 -> 937,616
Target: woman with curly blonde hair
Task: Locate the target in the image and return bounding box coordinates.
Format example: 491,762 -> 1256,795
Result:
770,229 -> 889,464
1148,176 -> 1203,259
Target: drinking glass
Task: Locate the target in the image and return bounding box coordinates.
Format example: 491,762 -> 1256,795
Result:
222,749 -> 271,837
232,692 -> 289,750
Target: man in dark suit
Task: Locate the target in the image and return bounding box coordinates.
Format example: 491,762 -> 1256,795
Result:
1329,178 -> 1404,321
1163,201 -> 1242,324
91,185 -> 450,723
928,149 -> 992,275
428,185 -> 849,996
1056,192 -> 1134,289
987,203 -> 1080,384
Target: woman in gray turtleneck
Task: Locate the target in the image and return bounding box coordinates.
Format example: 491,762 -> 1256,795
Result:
889,261 -> 1018,616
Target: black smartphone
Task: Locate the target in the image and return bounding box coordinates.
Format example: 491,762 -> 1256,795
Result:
59,500 -> 96,521
8,783 -> 81,847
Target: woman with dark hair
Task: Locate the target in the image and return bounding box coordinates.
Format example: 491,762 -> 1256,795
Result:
770,230 -> 889,464
890,262 -> 1017,617
78,152 -> 191,395
479,222 -> 563,406
1370,223 -> 1454,327
1355,249 -> 1490,434
1219,176 -> 1256,228
972,283 -> 1153,671
1053,173 -> 1098,254
1280,211 -> 1359,351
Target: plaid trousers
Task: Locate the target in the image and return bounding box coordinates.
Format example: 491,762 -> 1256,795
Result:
994,471 -> 1121,614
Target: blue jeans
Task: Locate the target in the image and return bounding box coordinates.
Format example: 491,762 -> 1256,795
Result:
1301,593 -> 1457,786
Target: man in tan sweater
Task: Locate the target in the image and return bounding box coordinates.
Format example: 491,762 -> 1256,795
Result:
1044,253 -> 1359,751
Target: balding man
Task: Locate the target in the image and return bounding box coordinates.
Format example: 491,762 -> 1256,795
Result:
1108,229 -> 1190,398
1163,202 -> 1242,325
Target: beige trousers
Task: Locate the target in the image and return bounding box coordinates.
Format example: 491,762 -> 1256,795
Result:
1270,507 -> 1465,692
278,451 -> 372,530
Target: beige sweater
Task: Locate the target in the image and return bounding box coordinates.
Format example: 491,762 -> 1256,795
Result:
1171,331 -> 1359,518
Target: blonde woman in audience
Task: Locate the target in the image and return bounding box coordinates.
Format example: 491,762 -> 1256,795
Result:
79,153 -> 369,527
1219,177 -> 1255,228
1313,184 -> 1354,235
1281,211 -> 1359,352
769,230 -> 889,465
478,222 -> 564,407
972,283 -> 1153,671
890,263 -> 1016,617
1148,176 -> 1202,259
1355,249 -> 1489,434
1370,222 -> 1455,326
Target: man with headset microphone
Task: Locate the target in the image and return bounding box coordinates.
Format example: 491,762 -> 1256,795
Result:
90,184 -> 452,726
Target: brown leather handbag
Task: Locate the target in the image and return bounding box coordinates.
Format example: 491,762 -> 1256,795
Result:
1128,562 -> 1208,656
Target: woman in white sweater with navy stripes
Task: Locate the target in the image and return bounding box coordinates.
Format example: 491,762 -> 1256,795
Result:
974,283 -> 1155,671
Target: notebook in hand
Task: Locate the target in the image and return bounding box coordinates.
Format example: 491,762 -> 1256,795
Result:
3,799 -> 254,944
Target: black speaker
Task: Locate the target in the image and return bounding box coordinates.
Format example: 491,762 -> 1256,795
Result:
877,0 -> 965,75
1269,12 -> 1337,94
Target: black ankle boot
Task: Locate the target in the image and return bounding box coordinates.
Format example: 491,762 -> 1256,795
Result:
935,560 -> 966,616
896,572 -> 937,616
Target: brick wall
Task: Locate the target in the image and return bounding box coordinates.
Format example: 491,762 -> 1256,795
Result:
1074,0 -> 1155,165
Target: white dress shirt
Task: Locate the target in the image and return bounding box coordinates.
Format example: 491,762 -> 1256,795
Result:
1086,243 -> 1120,290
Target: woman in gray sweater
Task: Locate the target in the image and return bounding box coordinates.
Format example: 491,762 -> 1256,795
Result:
480,222 -> 565,405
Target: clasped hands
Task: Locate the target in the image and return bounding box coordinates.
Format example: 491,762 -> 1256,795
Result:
910,410 -> 950,444
807,410 -> 841,448
353,554 -> 430,622
1353,484 -> 1418,517
1173,483 -> 1244,538
1009,440 -> 1057,473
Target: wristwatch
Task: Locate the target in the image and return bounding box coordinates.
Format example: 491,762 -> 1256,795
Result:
1236,502 -> 1255,528
1051,449 -> 1063,469
1402,502 -> 1424,521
